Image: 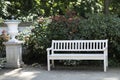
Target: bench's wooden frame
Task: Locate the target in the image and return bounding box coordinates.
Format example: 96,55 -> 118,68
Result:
47,40 -> 108,72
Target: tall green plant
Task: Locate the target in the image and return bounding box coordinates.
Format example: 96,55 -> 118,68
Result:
22,17 -> 49,64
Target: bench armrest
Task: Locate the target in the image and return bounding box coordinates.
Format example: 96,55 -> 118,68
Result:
104,47 -> 108,56
47,47 -> 52,55
47,47 -> 52,51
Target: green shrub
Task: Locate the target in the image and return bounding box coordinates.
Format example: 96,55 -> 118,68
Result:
78,14 -> 120,66
21,17 -> 49,64
46,10 -> 80,40
23,13 -> 120,66
23,10 -> 81,64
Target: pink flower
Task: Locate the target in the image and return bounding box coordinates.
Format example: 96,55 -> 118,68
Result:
2,30 -> 6,34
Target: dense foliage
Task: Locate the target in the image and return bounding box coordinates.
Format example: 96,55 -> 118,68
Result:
22,12 -> 120,66
79,14 -> 120,66
0,0 -> 120,21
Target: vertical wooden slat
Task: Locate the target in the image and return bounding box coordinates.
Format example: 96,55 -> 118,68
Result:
63,42 -> 65,50
66,42 -> 68,50
93,42 -> 95,49
84,42 -> 86,49
60,42 -> 62,49
99,42 -> 101,49
90,42 -> 92,49
59,42 -> 60,49
81,42 -> 83,49
70,42 -> 71,49
87,42 -> 89,49
78,42 -> 80,49
96,42 -> 98,49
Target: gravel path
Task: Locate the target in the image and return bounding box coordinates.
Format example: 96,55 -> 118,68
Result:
0,66 -> 120,80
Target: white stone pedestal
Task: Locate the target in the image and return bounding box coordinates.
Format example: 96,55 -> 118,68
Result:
3,41 -> 24,68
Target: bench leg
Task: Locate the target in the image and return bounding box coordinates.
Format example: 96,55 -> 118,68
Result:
52,60 -> 55,68
47,58 -> 50,71
106,56 -> 108,67
104,59 -> 107,72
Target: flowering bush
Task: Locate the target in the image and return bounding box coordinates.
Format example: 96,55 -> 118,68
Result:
0,30 -> 9,68
20,17 -> 48,64
47,10 -> 81,40
21,10 -> 82,64
0,30 -> 9,55
21,12 -> 120,66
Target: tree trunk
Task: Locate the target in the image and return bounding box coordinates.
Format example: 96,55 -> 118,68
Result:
104,0 -> 110,15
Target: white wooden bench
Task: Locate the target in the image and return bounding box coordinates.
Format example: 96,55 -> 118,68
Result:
47,40 -> 108,72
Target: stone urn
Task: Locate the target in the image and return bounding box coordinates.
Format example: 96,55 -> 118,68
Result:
4,16 -> 21,42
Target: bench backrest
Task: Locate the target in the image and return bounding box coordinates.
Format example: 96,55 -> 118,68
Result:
51,40 -> 108,51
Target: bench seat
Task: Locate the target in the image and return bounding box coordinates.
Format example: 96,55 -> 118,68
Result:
49,54 -> 104,60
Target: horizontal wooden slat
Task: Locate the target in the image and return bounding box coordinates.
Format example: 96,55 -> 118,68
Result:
49,54 -> 104,60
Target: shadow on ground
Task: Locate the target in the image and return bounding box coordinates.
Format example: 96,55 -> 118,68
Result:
0,66 -> 120,80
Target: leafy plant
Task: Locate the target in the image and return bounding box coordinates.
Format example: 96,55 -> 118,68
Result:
0,30 -> 9,68
0,30 -> 9,56
78,14 -> 120,66
46,10 -> 81,40
22,13 -> 120,66
20,17 -> 48,64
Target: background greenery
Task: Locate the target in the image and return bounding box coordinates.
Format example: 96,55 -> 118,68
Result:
0,0 -> 120,66
20,12 -> 120,66
0,0 -> 120,21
